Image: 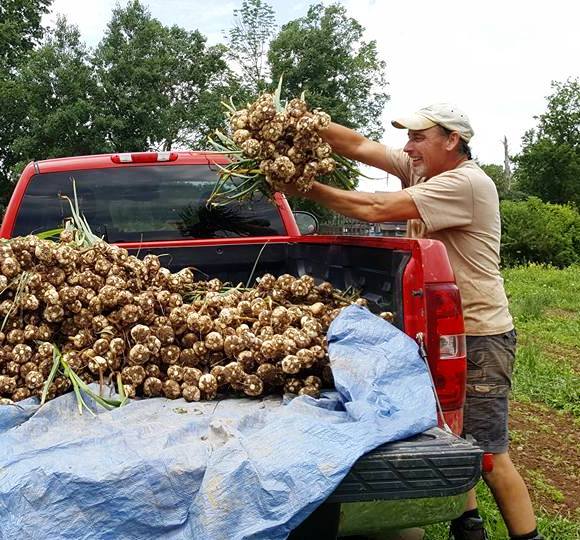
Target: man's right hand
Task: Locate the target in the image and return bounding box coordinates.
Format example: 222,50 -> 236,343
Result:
278,182 -> 302,198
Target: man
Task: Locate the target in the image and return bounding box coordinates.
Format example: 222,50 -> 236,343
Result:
281,104 -> 543,540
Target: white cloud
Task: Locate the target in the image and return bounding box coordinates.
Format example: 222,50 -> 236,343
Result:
146,1 -> 237,45
46,0 -> 118,48
45,0 -> 239,47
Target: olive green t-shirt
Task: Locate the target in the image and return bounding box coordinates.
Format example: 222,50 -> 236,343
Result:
384,147 -> 513,336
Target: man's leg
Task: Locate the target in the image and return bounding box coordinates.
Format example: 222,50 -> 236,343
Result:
482,452 -> 537,536
452,331 -> 542,540
453,472 -> 539,539
449,496 -> 487,540
464,489 -> 477,511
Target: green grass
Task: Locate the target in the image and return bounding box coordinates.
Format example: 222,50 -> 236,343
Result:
513,343 -> 580,416
425,264 -> 580,539
526,470 -> 565,504
505,264 -> 580,416
424,483 -> 580,540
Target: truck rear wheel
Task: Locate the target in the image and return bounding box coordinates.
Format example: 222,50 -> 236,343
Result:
288,502 -> 340,540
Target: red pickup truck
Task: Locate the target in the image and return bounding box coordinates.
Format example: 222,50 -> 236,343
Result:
0,151 -> 483,538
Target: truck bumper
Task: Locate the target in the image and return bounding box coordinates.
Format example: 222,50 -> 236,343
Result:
338,493 -> 467,536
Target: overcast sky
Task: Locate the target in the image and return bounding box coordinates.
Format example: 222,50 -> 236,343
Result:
45,0 -> 580,191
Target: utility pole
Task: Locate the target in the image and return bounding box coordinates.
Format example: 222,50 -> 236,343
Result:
502,136 -> 512,191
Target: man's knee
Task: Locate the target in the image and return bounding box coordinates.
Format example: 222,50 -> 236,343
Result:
482,451 -> 519,485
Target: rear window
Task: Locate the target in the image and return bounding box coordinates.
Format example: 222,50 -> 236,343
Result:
12,164 -> 286,241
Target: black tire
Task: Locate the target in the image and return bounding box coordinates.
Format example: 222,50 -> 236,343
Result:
288,503 -> 341,540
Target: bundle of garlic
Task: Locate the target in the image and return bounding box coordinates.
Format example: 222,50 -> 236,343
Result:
0,231 -> 371,412
208,81 -> 363,205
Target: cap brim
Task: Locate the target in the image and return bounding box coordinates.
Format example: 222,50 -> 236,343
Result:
391,113 -> 436,131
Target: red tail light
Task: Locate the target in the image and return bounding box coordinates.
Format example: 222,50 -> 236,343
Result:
425,283 -> 466,411
482,453 -> 494,473
111,152 -> 178,164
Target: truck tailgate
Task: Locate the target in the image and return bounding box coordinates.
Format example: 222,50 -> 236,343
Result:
329,427 -> 482,503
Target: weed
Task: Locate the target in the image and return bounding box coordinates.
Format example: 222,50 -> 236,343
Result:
527,469 -> 566,503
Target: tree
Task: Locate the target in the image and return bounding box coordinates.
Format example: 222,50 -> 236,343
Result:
500,197 -> 580,267
533,78 -> 580,146
267,3 -> 388,220
268,3 -> 388,140
0,75 -> 28,204
514,78 -> 580,206
92,0 -> 235,152
225,0 -> 276,96
0,0 -> 53,205
514,138 -> 580,205
480,163 -> 510,199
7,18 -> 107,176
0,0 -> 52,72
501,135 -> 512,190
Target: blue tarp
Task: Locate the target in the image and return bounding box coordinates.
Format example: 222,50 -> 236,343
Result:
0,305 -> 437,540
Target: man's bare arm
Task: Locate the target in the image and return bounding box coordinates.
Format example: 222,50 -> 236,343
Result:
286,181 -> 420,223
322,122 -> 392,170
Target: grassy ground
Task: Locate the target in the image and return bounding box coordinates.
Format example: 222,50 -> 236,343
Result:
424,264 -> 580,540
506,264 -> 580,416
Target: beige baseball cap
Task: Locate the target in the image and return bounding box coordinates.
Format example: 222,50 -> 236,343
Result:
392,103 -> 474,142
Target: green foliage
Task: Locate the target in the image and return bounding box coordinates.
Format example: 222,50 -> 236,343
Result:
92,0 -> 235,152
515,137 -> 580,205
0,1 -> 238,204
504,264 -> 580,416
514,78 -> 580,205
480,163 -> 527,201
0,0 -> 52,71
8,18 -> 108,175
268,3 -> 388,140
0,0 -> 53,204
287,197 -> 333,223
534,78 -> 580,146
0,0 -> 390,222
225,0 -> 276,96
0,75 -> 27,204
500,197 -> 580,267
480,163 -> 510,199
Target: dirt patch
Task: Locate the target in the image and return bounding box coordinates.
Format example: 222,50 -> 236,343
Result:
544,307 -> 578,320
543,343 -> 580,374
510,400 -> 579,518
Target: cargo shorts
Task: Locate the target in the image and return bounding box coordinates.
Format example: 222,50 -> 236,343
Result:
461,329 -> 517,454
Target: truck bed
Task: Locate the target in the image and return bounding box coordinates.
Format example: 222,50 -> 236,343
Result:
128,237 -> 410,328
132,239 -> 483,507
